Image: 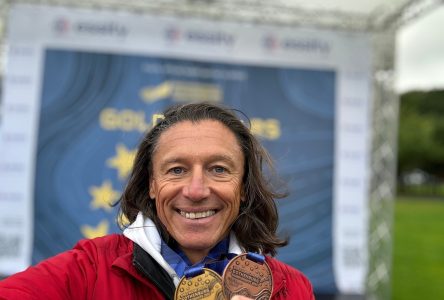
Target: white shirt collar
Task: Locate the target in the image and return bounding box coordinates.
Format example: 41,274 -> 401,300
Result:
123,212 -> 243,286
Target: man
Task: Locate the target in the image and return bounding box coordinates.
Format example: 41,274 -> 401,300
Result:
0,103 -> 314,299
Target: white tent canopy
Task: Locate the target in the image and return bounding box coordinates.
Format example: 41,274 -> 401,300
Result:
0,0 -> 442,77
1,0 -> 443,32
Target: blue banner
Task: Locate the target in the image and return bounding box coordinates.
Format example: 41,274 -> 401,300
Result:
36,48 -> 335,293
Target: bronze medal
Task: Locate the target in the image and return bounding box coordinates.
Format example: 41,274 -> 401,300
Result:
222,253 -> 273,300
175,268 -> 225,300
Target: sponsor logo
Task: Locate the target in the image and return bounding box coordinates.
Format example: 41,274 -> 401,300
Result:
76,21 -> 127,37
186,30 -> 235,46
53,18 -> 128,37
53,18 -> 70,34
263,34 -> 279,51
165,26 -> 181,42
164,26 -> 235,46
263,34 -> 330,54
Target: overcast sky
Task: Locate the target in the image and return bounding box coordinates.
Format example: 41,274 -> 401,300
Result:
396,5 -> 444,93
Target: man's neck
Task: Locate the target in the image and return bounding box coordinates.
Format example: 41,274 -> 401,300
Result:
160,235 -> 231,278
181,248 -> 209,265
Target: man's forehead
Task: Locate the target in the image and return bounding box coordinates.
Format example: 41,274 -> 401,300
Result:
157,120 -> 237,141
152,120 -> 244,162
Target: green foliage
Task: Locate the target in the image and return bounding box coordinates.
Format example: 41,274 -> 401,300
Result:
392,197 -> 444,300
398,90 -> 444,177
398,183 -> 444,197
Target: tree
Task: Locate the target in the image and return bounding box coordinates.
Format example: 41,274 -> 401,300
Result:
398,90 -> 444,178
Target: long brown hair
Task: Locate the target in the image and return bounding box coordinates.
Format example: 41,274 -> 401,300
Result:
118,103 -> 287,255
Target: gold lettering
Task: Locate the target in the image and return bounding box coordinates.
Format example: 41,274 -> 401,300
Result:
99,108 -> 151,132
99,109 -> 281,140
140,81 -> 222,104
140,81 -> 173,103
265,119 -> 280,140
100,108 -> 118,130
250,118 -> 281,140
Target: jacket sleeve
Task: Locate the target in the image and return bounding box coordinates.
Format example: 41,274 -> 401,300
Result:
0,243 -> 98,300
267,256 -> 315,300
282,266 -> 315,300
298,271 -> 315,300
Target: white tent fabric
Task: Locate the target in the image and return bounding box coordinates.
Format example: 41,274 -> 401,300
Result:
0,0 -> 442,78
1,0 -> 443,32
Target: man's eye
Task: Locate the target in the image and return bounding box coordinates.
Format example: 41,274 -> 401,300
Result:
169,167 -> 184,175
213,166 -> 226,174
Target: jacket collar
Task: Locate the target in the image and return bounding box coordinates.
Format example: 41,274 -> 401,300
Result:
111,240 -> 175,300
133,243 -> 175,299
123,213 -> 179,284
111,236 -> 285,300
122,212 -> 243,286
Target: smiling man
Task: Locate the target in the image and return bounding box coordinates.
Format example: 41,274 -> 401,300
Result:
0,103 -> 315,300
148,120 -> 244,264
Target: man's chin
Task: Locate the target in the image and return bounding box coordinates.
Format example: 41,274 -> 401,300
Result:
177,238 -> 218,253
179,241 -> 216,251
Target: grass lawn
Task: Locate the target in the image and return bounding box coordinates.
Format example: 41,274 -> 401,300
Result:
392,196 -> 444,300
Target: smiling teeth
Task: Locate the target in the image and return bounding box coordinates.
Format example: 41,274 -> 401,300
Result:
180,210 -> 216,219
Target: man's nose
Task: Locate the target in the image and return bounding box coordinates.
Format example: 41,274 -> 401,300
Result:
182,169 -> 210,200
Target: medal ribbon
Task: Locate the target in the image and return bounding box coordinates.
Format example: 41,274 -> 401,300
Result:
246,252 -> 265,264
183,253 -> 237,278
184,265 -> 204,278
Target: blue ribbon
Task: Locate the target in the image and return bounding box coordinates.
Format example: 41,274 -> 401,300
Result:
184,265 -> 204,279
247,252 -> 265,264
183,253 -> 238,278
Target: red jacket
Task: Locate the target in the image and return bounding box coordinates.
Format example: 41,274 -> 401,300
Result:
0,234 -> 314,299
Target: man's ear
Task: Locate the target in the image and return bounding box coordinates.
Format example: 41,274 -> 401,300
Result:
149,179 -> 155,199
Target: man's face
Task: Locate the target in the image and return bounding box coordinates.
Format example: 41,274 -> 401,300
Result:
149,120 -> 245,262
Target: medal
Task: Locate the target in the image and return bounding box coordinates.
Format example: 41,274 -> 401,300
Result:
222,253 -> 273,300
175,267 -> 225,300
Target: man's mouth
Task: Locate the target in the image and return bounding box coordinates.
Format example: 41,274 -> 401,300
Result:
179,210 -> 216,220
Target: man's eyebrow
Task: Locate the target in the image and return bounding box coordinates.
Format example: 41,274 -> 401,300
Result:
159,157 -> 184,170
158,154 -> 239,169
208,154 -> 237,166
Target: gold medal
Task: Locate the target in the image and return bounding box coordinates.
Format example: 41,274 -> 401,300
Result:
175,268 -> 225,300
222,253 -> 273,300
